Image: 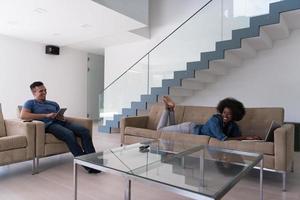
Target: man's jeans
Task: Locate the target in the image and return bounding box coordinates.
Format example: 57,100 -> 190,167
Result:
46,121 -> 95,157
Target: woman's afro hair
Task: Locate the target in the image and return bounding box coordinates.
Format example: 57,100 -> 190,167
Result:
216,97 -> 246,121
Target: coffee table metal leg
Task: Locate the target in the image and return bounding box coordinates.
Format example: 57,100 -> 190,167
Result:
74,162 -> 78,200
199,149 -> 205,187
260,159 -> 263,200
125,177 -> 131,200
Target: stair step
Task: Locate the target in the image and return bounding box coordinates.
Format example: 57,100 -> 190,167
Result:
180,79 -> 205,90
99,125 -> 111,133
169,87 -> 194,97
113,114 -> 124,121
244,29 -> 273,50
226,40 -> 256,59
141,94 -> 158,103
194,71 -> 217,83
174,70 -> 195,80
122,108 -> 137,116
206,62 -> 229,75
282,9 -> 300,30
210,51 -> 242,68
162,79 -> 181,88
261,15 -> 290,40
105,120 -> 119,128
151,87 -> 169,96
131,101 -> 147,110
200,50 -> 224,65
137,109 -> 150,116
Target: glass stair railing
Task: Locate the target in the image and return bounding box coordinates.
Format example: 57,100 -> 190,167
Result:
99,0 -> 291,133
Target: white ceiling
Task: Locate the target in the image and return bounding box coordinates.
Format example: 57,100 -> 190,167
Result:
0,0 -> 148,55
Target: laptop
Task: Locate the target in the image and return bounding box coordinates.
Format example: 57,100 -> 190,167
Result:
242,120 -> 281,142
264,120 -> 281,142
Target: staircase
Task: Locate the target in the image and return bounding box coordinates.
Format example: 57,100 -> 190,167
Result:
100,0 -> 300,133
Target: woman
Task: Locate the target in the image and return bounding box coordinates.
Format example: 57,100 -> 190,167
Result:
157,96 -> 260,141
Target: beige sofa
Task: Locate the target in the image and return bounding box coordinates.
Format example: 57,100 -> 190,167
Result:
120,104 -> 294,190
0,105 -> 36,174
17,105 -> 93,173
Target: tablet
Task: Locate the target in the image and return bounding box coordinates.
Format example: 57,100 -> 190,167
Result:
56,108 -> 67,116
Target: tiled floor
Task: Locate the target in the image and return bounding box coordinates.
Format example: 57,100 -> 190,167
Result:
0,127 -> 299,200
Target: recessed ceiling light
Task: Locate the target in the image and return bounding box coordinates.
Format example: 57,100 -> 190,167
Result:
33,8 -> 48,14
80,24 -> 92,28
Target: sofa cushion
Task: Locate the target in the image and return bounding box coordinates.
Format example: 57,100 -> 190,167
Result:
45,133 -> 64,144
209,138 -> 274,155
160,132 -> 210,145
125,127 -> 160,139
0,104 -> 6,137
45,133 -> 82,144
0,135 -> 27,151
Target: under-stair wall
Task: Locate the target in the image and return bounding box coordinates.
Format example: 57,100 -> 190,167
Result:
184,27 -> 300,122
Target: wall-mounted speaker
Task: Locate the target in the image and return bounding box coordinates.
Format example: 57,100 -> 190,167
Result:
45,45 -> 60,55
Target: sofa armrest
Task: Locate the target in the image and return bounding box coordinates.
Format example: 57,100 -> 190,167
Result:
65,116 -> 93,137
5,119 -> 35,158
30,120 -> 46,157
274,124 -> 294,171
120,116 -> 149,144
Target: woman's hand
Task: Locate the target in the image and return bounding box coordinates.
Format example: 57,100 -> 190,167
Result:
244,135 -> 262,140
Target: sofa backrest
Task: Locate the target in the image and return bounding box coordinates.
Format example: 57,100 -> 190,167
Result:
181,106 -> 216,124
237,107 -> 284,138
0,104 -> 7,137
147,104 -> 284,138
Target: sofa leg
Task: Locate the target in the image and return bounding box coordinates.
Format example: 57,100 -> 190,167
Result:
32,158 -> 36,175
35,157 -> 40,174
282,172 -> 286,191
291,160 -> 294,173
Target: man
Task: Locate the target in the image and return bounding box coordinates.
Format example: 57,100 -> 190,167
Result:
20,81 -> 100,173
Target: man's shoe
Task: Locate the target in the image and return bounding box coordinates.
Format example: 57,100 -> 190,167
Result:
83,166 -> 101,174
88,168 -> 101,174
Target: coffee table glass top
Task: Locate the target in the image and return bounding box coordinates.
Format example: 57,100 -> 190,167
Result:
75,139 -> 262,199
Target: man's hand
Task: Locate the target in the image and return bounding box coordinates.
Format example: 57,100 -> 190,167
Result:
45,113 -> 57,119
55,114 -> 65,121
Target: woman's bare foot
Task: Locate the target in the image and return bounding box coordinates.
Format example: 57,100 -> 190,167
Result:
163,96 -> 175,110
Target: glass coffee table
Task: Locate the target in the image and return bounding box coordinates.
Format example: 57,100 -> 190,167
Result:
74,139 -> 263,200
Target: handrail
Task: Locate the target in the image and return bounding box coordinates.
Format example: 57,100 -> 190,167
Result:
100,0 -> 214,94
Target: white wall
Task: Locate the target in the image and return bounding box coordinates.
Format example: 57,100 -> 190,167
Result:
0,34 -> 88,118
183,29 -> 300,122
